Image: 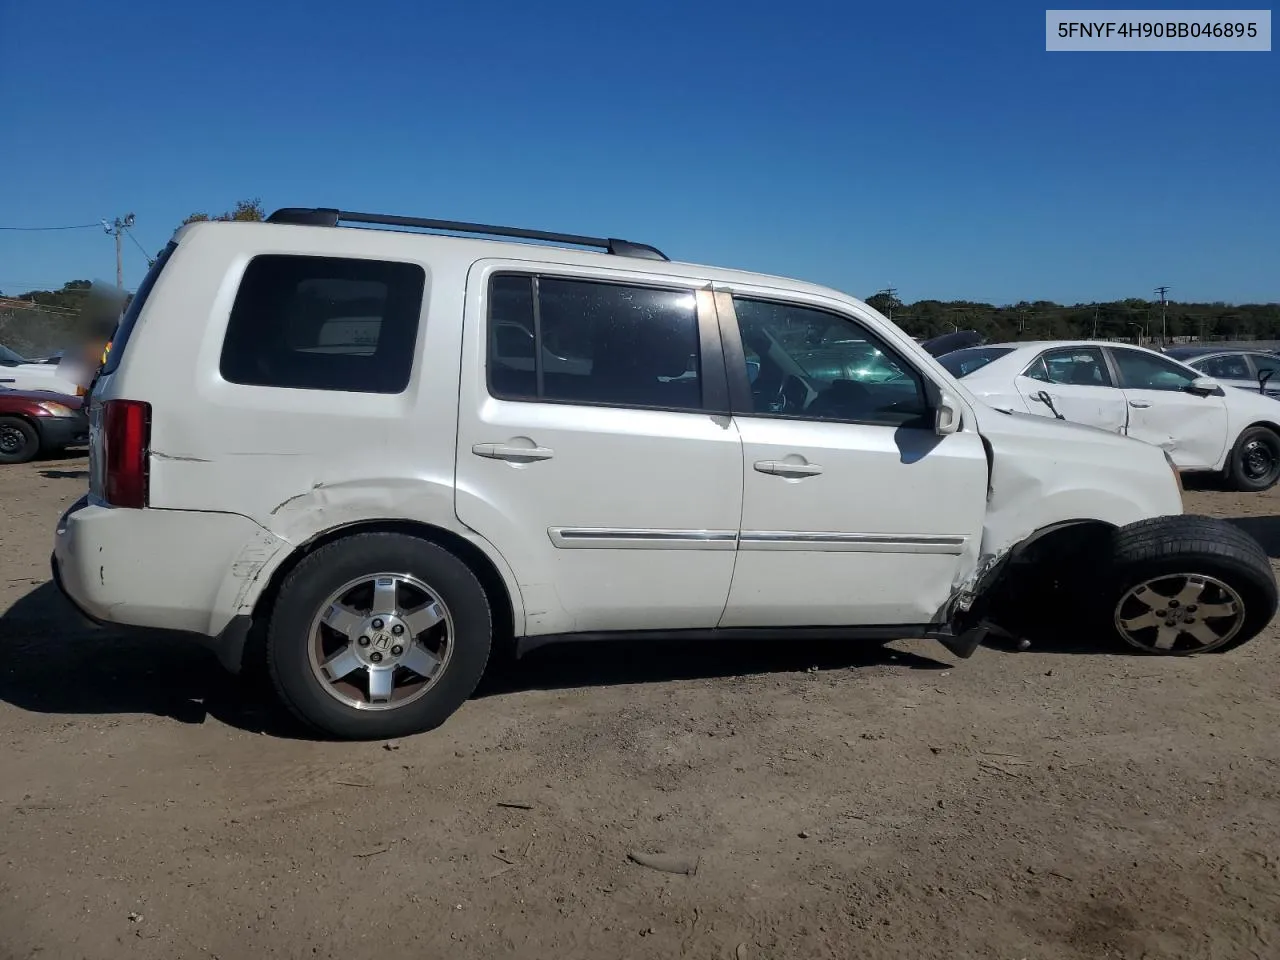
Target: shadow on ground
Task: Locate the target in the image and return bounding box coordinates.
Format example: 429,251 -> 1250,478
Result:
1,581 -> 954,736
0,581 -> 292,735
39,469 -> 89,480
1224,516 -> 1280,559
476,636 -> 951,698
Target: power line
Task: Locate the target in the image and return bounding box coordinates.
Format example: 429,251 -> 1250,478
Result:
0,223 -> 101,232
122,225 -> 157,267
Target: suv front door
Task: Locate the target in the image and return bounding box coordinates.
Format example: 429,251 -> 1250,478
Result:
714,289 -> 989,628
1106,346 -> 1228,469
455,262 -> 742,636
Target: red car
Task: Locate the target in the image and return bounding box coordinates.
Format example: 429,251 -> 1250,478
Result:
0,387 -> 89,464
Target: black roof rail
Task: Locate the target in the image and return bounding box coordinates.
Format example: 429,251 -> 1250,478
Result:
265,207 -> 669,261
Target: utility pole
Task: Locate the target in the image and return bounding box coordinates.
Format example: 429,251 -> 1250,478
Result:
1155,285 -> 1170,344
101,214 -> 136,291
1092,304 -> 1099,339
877,287 -> 898,322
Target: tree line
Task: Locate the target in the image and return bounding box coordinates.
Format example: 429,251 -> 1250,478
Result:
862,292 -> 1280,344
3,198 -> 1276,347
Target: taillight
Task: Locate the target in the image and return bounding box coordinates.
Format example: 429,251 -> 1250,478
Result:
103,399 -> 151,508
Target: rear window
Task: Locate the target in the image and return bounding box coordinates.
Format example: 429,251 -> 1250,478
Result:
219,255 -> 426,393
937,346 -> 1013,378
99,241 -> 177,376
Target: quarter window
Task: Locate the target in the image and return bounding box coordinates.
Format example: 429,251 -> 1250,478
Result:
1110,348 -> 1198,391
732,297 -> 928,426
1025,347 -> 1113,387
219,255 -> 425,393
486,275 -> 701,411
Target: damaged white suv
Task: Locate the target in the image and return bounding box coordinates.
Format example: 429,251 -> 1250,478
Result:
52,208 -> 1278,739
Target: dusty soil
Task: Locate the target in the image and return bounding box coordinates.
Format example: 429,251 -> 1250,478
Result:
2,455 -> 1279,960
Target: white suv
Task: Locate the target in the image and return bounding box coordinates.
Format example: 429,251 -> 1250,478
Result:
52,208 -> 1278,739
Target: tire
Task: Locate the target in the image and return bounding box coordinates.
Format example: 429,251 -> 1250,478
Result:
266,533 -> 492,740
1104,515 -> 1277,655
1225,425 -> 1280,492
0,416 -> 40,464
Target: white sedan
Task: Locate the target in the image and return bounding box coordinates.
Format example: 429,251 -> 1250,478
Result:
938,340 -> 1280,491
0,344 -> 83,397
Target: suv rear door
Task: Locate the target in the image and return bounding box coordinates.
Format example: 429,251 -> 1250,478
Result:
454,260 -> 742,636
712,287 -> 988,628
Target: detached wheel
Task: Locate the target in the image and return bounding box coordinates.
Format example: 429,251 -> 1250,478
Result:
267,533 -> 492,740
1226,425 -> 1280,491
1107,515 -> 1277,655
0,416 -> 39,464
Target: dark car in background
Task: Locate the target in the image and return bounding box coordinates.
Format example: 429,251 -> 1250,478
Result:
0,387 -> 89,464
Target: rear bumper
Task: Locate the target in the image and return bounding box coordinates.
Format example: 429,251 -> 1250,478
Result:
51,545 -> 255,673
36,413 -> 89,450
51,496 -> 286,671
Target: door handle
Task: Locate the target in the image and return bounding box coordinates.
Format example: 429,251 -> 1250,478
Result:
754,459 -> 823,477
1128,400 -> 1152,408
472,442 -> 554,462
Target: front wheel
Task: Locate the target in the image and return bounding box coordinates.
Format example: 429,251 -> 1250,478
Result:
1106,515 -> 1277,655
1226,425 -> 1280,492
0,416 -> 39,464
266,533 -> 493,740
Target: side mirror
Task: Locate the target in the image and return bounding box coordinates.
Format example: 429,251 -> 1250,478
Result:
1185,376 -> 1223,397
935,392 -> 962,435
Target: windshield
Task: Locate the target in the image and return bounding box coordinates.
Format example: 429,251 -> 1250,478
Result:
0,344 -> 26,366
937,346 -> 1014,378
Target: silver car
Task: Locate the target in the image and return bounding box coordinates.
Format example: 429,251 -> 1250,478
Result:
1164,346 -> 1280,397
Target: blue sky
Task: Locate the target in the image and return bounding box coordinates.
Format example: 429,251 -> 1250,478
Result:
1,0 -> 1276,304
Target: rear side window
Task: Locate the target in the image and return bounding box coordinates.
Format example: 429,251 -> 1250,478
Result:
486,274 -> 702,411
100,241 -> 177,376
220,255 -> 425,393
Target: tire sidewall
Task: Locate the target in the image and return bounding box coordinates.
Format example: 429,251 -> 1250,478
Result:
1229,426 -> 1280,492
0,417 -> 39,464
268,535 -> 492,739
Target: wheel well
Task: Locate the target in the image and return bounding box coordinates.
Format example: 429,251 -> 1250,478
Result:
248,520 -> 516,655
973,519 -> 1117,629
0,413 -> 38,432
1243,420 -> 1280,439
1006,519 -> 1116,565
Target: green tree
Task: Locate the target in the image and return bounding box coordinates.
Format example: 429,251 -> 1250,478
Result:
865,291 -> 902,319
182,198 -> 265,226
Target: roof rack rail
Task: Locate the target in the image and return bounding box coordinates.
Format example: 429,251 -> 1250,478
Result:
265,207 -> 669,262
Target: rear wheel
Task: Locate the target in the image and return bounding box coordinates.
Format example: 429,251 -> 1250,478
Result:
1106,515 -> 1276,655
0,417 -> 39,464
267,533 -> 492,740
1226,425 -> 1280,492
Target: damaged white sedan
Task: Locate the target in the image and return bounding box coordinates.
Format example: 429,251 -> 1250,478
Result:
939,341 -> 1280,492
52,209 -> 1279,740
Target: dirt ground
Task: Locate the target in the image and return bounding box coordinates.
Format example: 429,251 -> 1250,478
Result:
2,456 -> 1279,960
